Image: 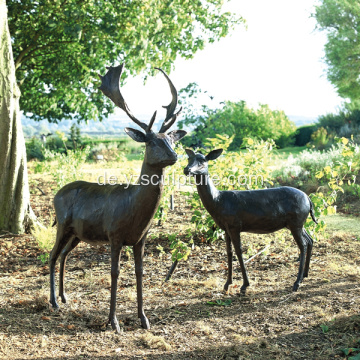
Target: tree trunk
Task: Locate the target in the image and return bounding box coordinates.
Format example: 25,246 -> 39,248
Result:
0,0 -> 36,234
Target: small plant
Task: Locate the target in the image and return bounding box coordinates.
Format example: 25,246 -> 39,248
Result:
320,323 -> 329,333
32,220 -> 55,264
341,341 -> 360,359
206,299 -> 232,306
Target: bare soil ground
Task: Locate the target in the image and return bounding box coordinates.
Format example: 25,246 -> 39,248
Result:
0,177 -> 359,360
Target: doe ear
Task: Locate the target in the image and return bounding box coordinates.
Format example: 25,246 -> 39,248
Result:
167,129 -> 187,142
125,127 -> 147,143
206,148 -> 223,161
185,148 -> 196,158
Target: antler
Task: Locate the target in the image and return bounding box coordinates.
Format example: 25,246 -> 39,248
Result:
156,68 -> 182,133
99,64 -> 156,132
99,63 -> 181,133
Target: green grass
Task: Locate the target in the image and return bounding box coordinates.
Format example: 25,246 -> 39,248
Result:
273,146 -> 307,160
323,214 -> 360,236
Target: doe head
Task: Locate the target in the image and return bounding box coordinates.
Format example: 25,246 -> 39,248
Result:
184,148 -> 223,176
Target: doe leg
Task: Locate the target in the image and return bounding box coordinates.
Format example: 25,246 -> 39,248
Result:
228,229 -> 250,294
224,233 -> 233,291
59,237 -> 81,303
49,229 -> 73,309
291,227 -> 307,291
134,235 -> 150,329
108,242 -> 122,333
303,229 -> 313,278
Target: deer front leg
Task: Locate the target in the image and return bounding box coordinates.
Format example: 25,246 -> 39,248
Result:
224,233 -> 233,291
134,235 -> 150,329
108,243 -> 122,333
228,229 -> 250,294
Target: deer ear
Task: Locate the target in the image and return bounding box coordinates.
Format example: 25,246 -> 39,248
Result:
167,130 -> 187,142
185,148 -> 195,158
206,149 -> 223,161
125,127 -> 147,143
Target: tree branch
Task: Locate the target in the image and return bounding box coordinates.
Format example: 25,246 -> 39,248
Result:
14,32 -> 42,70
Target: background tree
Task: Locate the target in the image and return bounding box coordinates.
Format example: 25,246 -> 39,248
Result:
0,0 -> 242,233
180,99 -> 296,150
8,0 -> 242,122
313,0 -> 360,101
0,0 -> 36,233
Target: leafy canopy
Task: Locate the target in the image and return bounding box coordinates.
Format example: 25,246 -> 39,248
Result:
313,0 -> 360,101
179,97 -> 296,149
7,0 -> 242,122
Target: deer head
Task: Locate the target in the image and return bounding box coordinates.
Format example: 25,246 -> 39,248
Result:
99,64 -> 186,168
184,148 -> 223,176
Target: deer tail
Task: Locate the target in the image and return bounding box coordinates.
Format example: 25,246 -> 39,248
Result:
308,196 -> 318,224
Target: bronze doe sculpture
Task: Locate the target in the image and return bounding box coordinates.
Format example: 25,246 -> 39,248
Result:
49,64 -> 186,333
184,148 -> 317,293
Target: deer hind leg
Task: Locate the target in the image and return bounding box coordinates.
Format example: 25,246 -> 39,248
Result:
59,237 -> 81,303
108,242 -> 122,334
228,229 -> 250,294
224,233 -> 233,291
290,227 -> 307,291
134,234 -> 150,329
49,227 -> 74,309
302,228 -> 313,278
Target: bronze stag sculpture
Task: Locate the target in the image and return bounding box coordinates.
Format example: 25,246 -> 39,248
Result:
184,148 -> 317,293
49,64 -> 186,333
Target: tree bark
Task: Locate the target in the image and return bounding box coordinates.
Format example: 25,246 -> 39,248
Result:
0,0 -> 36,234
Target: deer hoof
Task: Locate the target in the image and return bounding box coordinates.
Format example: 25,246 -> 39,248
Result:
224,281 -> 232,291
140,315 -> 150,330
50,298 -> 59,309
292,283 -> 300,292
110,317 -> 121,334
240,285 -> 248,294
60,293 -> 67,304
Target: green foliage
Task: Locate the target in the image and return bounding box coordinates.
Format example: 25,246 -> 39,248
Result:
7,0 -> 243,123
206,299 -> 232,306
32,220 -> 55,264
26,137 -> 45,161
313,0 -> 360,101
180,100 -> 296,149
44,147 -> 91,192
168,233 -> 192,262
317,107 -> 360,138
294,124 -> 317,146
69,124 -> 82,150
305,137 -> 359,238
309,127 -> 331,150
320,323 -> 329,334
341,340 -> 360,360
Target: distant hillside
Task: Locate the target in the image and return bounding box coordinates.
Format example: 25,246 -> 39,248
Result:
22,113 -> 319,139
288,115 -> 317,127
21,113 -> 155,139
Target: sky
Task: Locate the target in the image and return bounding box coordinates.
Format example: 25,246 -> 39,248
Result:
116,0 -> 343,123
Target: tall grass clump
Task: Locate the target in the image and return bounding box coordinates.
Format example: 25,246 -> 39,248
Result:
32,220 -> 55,264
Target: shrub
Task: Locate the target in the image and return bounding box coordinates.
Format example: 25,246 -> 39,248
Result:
295,124 -> 317,146
26,137 -> 45,161
308,127 -> 332,150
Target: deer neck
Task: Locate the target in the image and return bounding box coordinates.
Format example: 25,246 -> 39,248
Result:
195,174 -> 220,211
137,161 -> 166,200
